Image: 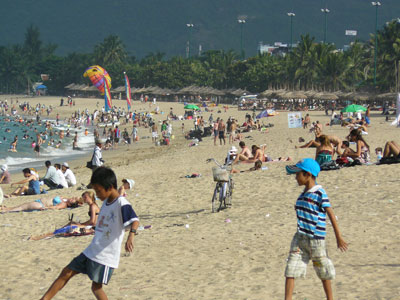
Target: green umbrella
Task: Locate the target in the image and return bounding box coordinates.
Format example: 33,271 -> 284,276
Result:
184,104 -> 200,110
341,104 -> 367,113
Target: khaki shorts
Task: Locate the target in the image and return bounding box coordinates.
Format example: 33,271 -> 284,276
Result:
285,232 -> 335,280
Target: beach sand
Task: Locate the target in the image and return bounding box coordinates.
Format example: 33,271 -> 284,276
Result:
0,95 -> 399,299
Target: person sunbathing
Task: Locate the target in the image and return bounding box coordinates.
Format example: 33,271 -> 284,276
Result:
296,132 -> 343,156
254,144 -> 290,163
29,192 -> 97,241
4,168 -> 40,198
1,195 -> 83,213
341,129 -> 370,163
231,160 -> 263,173
382,141 -> 400,158
315,135 -> 334,166
251,145 -> 266,162
233,141 -> 253,164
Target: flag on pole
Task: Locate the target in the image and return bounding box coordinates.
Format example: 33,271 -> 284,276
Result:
104,76 -> 113,112
124,72 -> 132,111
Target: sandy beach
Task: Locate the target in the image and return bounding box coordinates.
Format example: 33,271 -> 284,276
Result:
0,95 -> 399,299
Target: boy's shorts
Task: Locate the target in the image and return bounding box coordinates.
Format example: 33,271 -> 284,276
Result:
285,232 -> 335,280
68,253 -> 114,285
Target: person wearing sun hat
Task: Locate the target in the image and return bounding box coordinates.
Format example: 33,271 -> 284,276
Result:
0,164 -> 11,184
61,162 -> 76,187
284,158 -> 348,300
118,178 -> 135,197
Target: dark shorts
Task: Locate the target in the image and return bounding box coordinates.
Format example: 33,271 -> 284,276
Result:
26,188 -> 39,195
114,138 -> 119,143
34,145 -> 40,152
68,253 -> 114,285
218,131 -> 224,139
214,130 -> 218,137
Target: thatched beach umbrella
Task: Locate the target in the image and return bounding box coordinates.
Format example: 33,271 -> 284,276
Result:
376,92 -> 397,99
304,90 -> 318,98
64,83 -> 76,89
314,92 -> 338,100
111,86 -> 125,93
281,91 -> 308,99
352,93 -> 371,101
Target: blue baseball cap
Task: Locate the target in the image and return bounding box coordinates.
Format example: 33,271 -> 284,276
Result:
286,158 -> 320,177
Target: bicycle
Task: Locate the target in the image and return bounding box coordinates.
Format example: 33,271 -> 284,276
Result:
206,158 -> 234,213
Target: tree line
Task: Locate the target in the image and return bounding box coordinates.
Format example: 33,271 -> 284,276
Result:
1,21 -> 400,96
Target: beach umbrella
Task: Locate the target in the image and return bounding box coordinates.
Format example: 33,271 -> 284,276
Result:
35,84 -> 47,90
256,109 -> 276,119
184,104 -> 200,110
341,104 -> 367,113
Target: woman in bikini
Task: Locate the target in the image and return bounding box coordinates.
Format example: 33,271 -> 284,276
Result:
29,191 -> 98,241
342,129 -> 370,163
1,195 -> 83,213
315,135 -> 334,166
66,191 -> 99,227
382,141 -> 400,158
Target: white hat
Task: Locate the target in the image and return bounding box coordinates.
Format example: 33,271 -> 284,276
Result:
62,162 -> 69,168
123,179 -> 135,189
1,165 -> 7,171
229,146 -> 238,154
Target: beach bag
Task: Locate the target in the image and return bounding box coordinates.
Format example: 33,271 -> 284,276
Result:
86,161 -> 93,169
378,157 -> 400,165
320,160 -> 340,171
336,157 -> 349,166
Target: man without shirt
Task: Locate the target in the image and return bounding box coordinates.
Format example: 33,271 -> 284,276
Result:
233,141 -> 252,164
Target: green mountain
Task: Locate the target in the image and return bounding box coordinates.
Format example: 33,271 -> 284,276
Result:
1,0 -> 399,58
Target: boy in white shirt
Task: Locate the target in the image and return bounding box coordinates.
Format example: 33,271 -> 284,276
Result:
41,167 -> 139,300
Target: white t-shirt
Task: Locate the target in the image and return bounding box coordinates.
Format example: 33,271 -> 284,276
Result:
56,169 -> 68,188
83,196 -> 138,268
63,169 -> 76,186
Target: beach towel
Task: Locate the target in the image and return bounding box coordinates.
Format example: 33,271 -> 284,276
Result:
320,160 -> 340,171
378,157 -> 400,165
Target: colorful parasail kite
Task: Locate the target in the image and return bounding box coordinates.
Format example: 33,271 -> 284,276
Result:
83,65 -> 111,95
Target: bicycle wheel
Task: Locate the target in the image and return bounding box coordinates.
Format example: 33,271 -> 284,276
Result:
211,184 -> 219,213
218,182 -> 227,212
226,178 -> 233,206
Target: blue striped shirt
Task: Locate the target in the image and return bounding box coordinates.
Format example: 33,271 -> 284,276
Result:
295,185 -> 331,239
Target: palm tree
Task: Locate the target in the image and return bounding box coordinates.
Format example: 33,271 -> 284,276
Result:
93,35 -> 127,66
291,34 -> 319,90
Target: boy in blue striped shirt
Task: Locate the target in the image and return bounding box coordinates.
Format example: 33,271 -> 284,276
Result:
285,158 -> 348,300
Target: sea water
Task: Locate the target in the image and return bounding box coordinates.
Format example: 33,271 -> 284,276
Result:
0,117 -> 94,172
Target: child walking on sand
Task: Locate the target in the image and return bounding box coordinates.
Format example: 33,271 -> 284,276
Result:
284,158 -> 348,300
40,167 -> 139,300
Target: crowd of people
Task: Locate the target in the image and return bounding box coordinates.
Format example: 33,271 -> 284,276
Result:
2,160 -> 77,198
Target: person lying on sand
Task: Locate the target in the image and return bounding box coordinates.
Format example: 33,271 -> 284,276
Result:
0,195 -> 83,213
253,145 -> 292,163
29,191 -> 98,241
382,141 -> 400,158
231,160 -> 263,173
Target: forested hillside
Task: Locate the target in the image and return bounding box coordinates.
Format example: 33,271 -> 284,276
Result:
1,0 -> 400,58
